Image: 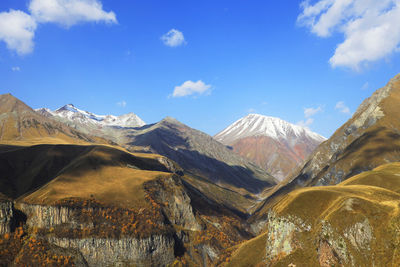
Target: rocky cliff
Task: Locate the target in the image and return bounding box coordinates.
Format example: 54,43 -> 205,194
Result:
0,200 -> 13,234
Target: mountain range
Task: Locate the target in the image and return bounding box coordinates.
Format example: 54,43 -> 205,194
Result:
2,73 -> 400,266
36,104 -> 145,128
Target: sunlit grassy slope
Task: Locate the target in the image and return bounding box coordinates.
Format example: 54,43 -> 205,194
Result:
0,143 -> 174,207
227,162 -> 400,266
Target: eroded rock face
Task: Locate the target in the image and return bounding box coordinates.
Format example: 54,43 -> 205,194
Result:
262,212 -> 382,266
17,202 -> 176,266
265,211 -> 311,262
19,203 -> 84,229
0,200 -> 13,234
48,235 -> 175,267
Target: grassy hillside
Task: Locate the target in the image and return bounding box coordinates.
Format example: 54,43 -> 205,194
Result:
227,163 -> 400,266
0,143 -> 174,200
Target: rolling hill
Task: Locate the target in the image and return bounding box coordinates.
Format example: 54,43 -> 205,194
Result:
227,162 -> 400,266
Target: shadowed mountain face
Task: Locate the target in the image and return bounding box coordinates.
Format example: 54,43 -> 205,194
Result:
255,73 -> 400,217
0,144 -> 176,200
0,94 -> 105,144
214,114 -> 325,180
126,117 -> 278,194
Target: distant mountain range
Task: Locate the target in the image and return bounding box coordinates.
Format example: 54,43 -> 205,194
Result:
35,104 -> 277,194
36,104 -> 145,128
215,114 -> 326,180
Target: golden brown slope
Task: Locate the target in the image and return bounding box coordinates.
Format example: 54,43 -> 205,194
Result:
0,143 -> 176,200
227,163 -> 400,266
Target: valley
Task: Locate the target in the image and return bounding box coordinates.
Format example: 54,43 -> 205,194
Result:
1,73 -> 400,266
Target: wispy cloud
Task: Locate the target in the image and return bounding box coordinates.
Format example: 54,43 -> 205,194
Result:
304,106 -> 322,118
361,82 -> 369,90
298,0 -> 400,69
117,100 -> 127,107
335,101 -> 350,114
297,118 -> 314,128
11,66 -> 21,71
298,105 -> 323,128
171,80 -> 211,98
0,0 -> 116,55
161,29 -> 186,47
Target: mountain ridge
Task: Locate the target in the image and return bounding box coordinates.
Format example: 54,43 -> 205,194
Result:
36,104 -> 145,128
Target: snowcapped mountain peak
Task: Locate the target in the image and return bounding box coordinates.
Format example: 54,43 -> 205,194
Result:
215,113 -> 326,145
214,113 -> 326,180
35,104 -> 145,128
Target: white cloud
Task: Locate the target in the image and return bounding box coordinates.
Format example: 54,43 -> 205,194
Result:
297,118 -> 314,128
247,108 -> 257,113
361,82 -> 369,90
172,80 -> 211,98
11,66 -> 21,71
161,29 -> 186,47
29,0 -> 117,27
117,100 -> 127,107
298,0 -> 400,69
335,101 -> 351,113
0,10 -> 37,55
0,0 -> 116,55
304,106 -> 322,118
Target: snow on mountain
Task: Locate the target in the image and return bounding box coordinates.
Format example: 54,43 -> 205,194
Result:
214,114 -> 326,180
215,113 -> 326,145
36,104 -> 145,128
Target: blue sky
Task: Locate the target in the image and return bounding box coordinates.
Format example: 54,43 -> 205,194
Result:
1,0 -> 400,138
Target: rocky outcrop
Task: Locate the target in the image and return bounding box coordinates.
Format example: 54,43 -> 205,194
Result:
19,203 -> 84,229
144,175 -> 201,231
0,200 -> 13,234
263,213 -> 375,266
265,211 -> 311,262
156,156 -> 184,175
48,235 -> 175,266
